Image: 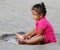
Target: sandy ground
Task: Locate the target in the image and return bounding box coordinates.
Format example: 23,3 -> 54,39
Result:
0,40 -> 60,50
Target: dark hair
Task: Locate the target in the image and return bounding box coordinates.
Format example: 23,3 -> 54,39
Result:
32,2 -> 46,17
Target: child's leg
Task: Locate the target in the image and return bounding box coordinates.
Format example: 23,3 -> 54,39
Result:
24,35 -> 45,44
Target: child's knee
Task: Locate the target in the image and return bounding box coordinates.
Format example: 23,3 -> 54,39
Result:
39,36 -> 45,42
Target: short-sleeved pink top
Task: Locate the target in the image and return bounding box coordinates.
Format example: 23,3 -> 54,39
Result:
35,17 -> 56,43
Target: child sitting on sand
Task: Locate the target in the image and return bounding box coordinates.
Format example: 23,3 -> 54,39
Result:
16,2 -> 56,44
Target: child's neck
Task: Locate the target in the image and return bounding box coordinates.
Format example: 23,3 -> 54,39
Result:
38,17 -> 45,21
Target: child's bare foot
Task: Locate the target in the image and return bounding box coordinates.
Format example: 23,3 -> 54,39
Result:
16,33 -> 24,40
16,37 -> 25,44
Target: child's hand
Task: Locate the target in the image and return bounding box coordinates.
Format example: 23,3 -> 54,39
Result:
26,36 -> 31,39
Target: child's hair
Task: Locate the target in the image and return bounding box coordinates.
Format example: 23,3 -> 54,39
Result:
32,2 -> 46,17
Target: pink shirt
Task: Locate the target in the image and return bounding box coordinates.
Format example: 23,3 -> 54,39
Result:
35,17 -> 56,43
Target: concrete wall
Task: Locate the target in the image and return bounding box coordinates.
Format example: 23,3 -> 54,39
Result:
0,0 -> 60,33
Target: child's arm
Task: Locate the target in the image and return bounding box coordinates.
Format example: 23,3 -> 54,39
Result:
37,29 -> 44,36
23,28 -> 36,38
23,30 -> 44,44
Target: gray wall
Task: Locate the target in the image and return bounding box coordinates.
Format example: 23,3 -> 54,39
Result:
0,0 -> 60,34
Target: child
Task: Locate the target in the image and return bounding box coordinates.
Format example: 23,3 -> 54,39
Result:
16,2 -> 56,44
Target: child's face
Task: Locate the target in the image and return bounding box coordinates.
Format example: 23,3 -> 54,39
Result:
32,10 -> 43,20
